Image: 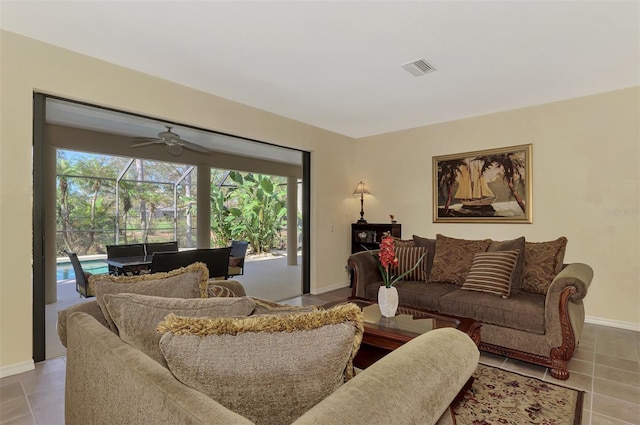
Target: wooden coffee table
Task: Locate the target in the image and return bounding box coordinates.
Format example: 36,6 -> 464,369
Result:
332,297 -> 482,370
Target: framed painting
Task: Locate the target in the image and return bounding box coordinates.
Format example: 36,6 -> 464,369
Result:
433,144 -> 532,223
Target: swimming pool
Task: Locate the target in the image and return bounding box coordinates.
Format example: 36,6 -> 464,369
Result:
57,259 -> 109,281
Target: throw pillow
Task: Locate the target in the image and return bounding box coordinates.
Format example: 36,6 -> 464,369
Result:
428,234 -> 493,285
208,285 -> 236,298
103,293 -> 256,366
522,237 -> 568,295
158,304 -> 363,425
392,237 -> 415,248
412,235 -> 437,278
395,246 -> 428,281
90,262 -> 209,332
250,297 -> 318,315
461,250 -> 520,298
487,236 -> 526,293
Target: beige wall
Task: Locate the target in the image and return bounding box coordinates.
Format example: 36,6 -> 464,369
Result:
355,87 -> 640,327
0,31 -> 356,373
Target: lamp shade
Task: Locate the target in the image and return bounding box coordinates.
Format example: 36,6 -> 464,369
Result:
352,181 -> 371,196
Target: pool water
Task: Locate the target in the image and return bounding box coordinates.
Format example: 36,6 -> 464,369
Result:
57,259 -> 109,281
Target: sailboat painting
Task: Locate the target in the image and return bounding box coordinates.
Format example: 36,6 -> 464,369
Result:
433,144 -> 532,223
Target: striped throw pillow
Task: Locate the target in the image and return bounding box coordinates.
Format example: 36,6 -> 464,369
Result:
395,246 -> 428,281
461,250 -> 520,298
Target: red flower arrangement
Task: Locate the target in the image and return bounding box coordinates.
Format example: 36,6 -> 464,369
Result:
370,234 -> 425,288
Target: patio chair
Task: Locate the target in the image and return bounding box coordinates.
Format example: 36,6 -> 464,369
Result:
106,243 -> 145,275
64,250 -> 101,298
229,240 -> 249,277
150,251 -> 195,274
145,241 -> 178,255
193,247 -> 232,280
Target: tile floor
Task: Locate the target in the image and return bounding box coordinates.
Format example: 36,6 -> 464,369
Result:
2,287 -> 639,425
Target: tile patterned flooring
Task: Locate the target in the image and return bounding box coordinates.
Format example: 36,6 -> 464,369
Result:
2,287 -> 639,424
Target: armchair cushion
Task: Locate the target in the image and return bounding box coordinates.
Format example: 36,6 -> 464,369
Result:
158,304 -> 363,425
104,293 -> 256,366
522,237 -> 568,295
90,262 -> 209,332
428,234 -> 492,285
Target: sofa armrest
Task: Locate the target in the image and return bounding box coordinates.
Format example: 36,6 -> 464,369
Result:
293,328 -> 479,425
348,251 -> 383,298
57,300 -> 110,348
546,263 -> 593,302
66,312 -> 253,425
544,263 -> 594,369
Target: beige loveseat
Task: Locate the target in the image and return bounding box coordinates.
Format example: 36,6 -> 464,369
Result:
349,234 -> 593,380
58,270 -> 479,425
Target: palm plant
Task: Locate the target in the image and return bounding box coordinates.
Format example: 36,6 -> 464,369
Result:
438,159 -> 466,214
479,153 -> 526,212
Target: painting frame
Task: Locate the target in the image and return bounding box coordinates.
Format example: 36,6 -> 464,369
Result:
433,144 -> 532,223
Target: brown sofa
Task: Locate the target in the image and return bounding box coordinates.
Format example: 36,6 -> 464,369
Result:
58,276 -> 479,425
348,234 -> 593,380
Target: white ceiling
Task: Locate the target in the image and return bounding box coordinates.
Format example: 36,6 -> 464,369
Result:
1,1 -> 639,139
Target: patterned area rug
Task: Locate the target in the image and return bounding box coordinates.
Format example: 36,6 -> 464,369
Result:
451,364 -> 584,425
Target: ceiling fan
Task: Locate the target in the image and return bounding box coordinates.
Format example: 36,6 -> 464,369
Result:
131,126 -> 211,156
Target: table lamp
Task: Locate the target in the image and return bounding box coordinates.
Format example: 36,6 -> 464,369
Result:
352,181 -> 371,224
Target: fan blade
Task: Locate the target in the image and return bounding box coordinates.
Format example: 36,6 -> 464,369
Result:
178,139 -> 211,153
131,140 -> 164,148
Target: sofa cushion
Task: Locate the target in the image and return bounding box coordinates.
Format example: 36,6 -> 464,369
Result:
158,304 -> 363,425
366,281 -> 459,311
396,246 -> 428,281
103,293 -> 256,366
90,262 -> 209,332
428,234 -> 492,285
487,236 -> 526,293
438,289 -> 546,334
461,250 -> 520,298
412,235 -> 437,277
522,237 -> 568,295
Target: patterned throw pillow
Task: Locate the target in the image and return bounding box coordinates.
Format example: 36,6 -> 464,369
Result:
522,237 -> 568,295
428,234 -> 493,285
395,246 -> 428,281
158,304 -> 363,425
461,250 -> 520,298
90,262 -> 209,332
103,293 -> 256,366
487,237 -> 526,293
208,285 -> 236,298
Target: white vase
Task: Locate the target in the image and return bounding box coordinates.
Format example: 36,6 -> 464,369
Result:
378,286 -> 399,318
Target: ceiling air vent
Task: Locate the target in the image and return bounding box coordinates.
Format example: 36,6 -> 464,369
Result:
401,59 -> 436,77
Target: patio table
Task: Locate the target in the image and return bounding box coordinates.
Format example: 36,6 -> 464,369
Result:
103,255 -> 153,275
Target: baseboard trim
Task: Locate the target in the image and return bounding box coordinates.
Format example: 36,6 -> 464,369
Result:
310,281 -> 350,295
585,316 -> 640,332
0,360 -> 35,378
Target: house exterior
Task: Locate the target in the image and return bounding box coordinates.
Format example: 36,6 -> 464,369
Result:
0,30 -> 638,377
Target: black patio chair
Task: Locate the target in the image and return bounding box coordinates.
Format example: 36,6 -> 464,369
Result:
150,251 -> 196,274
64,250 -> 101,298
192,247 -> 232,280
145,241 -> 178,255
106,243 -> 145,275
228,240 -> 249,277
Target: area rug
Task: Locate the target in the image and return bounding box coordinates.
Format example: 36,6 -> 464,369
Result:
450,364 -> 584,425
